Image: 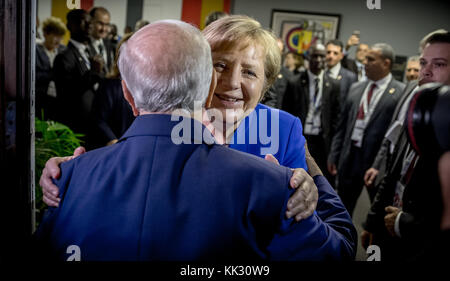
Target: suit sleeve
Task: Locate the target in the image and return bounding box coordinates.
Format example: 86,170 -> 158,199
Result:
281,80 -> 296,114
371,138 -> 390,170
32,160 -> 76,259
328,92 -> 351,165
330,81 -> 341,136
267,174 -> 356,260
90,81 -> 118,144
281,117 -> 307,171
53,52 -> 104,100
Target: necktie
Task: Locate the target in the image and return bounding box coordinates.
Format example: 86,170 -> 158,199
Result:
314,77 -> 320,102
98,43 -> 104,56
357,83 -> 377,119
84,47 -> 91,69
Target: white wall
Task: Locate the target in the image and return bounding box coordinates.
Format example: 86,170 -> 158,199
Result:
95,0 -> 128,37
142,0 -> 183,23
37,0 -> 52,38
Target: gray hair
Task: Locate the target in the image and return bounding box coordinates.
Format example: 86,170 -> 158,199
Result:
118,20 -> 212,113
372,43 -> 395,70
407,55 -> 420,63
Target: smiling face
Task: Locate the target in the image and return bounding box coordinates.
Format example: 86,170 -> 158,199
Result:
210,42 -> 265,125
90,10 -> 111,40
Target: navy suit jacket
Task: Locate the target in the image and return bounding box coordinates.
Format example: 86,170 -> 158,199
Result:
35,114 -> 355,261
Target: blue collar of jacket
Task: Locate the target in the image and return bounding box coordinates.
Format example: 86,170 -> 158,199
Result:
118,113 -> 216,145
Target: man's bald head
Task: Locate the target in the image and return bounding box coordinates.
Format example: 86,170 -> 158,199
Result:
118,20 -> 213,113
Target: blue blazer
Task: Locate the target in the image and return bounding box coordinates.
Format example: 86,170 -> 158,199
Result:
35,114 -> 355,261
230,103 -> 307,170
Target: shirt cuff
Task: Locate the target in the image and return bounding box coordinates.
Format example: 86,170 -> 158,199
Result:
394,211 -> 403,237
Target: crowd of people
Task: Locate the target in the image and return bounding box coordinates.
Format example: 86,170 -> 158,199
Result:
33,6 -> 450,262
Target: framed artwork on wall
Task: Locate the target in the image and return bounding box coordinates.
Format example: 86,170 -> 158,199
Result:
271,9 -> 341,55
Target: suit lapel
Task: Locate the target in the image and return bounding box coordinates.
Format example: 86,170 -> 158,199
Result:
68,42 -> 89,74
350,81 -> 368,123
366,78 -> 396,127
36,45 -> 51,70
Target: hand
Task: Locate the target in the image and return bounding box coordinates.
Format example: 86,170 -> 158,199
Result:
384,206 -> 401,237
304,142 -> 322,177
346,34 -> 360,50
40,147 -> 86,207
364,168 -> 379,188
360,230 -> 374,250
90,54 -> 105,73
106,139 -> 118,146
327,161 -> 337,176
265,154 -> 318,221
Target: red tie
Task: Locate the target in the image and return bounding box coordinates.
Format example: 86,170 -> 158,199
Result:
357,83 -> 377,119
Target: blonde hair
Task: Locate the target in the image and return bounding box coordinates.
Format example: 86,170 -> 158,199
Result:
202,15 -> 281,96
42,17 -> 66,36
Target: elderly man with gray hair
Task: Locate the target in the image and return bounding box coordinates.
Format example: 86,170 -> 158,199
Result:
33,20 -> 356,261
328,43 -> 405,217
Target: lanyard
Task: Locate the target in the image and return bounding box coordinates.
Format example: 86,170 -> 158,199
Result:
359,82 -> 384,122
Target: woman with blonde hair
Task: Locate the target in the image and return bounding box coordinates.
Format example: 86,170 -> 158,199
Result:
35,17 -> 67,120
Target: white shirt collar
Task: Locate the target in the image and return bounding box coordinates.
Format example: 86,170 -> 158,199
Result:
327,62 -> 341,79
369,72 -> 392,90
307,70 -> 323,83
90,37 -> 103,47
70,39 -> 88,51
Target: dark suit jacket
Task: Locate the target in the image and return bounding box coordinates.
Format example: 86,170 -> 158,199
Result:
336,66 -> 358,103
35,44 -> 66,119
261,67 -> 294,109
282,70 -> 341,154
34,114 -> 356,261
329,76 -> 405,175
53,41 -> 104,134
364,81 -> 442,260
88,38 -> 115,74
370,81 -> 418,186
341,55 -> 358,75
88,78 -> 135,149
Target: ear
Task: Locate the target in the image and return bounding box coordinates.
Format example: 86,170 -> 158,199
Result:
205,68 -> 217,109
121,80 -> 139,116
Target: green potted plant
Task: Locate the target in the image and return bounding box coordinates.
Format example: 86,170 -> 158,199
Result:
34,116 -> 83,226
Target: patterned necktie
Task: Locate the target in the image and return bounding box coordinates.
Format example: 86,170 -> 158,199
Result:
356,83 -> 377,119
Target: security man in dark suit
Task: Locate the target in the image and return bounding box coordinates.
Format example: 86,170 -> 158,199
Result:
53,9 -> 104,137
325,39 -> 358,103
282,43 -> 341,184
362,32 -> 450,261
328,43 -> 405,217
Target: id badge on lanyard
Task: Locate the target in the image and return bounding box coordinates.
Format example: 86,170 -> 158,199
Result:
351,119 -> 366,147
304,94 -> 321,135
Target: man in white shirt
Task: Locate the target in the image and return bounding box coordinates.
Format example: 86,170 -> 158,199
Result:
328,43 -> 405,217
362,32 -> 450,261
282,44 -> 341,183
88,7 -> 114,74
325,40 -> 357,103
53,9 -> 104,137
